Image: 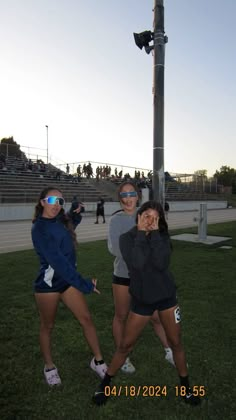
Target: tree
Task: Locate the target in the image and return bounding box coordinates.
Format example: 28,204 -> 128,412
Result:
214,166 -> 236,187
194,169 -> 208,178
0,137 -> 26,159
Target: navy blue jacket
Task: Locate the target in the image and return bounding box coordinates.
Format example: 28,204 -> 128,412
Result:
31,216 -> 94,294
119,227 -> 176,304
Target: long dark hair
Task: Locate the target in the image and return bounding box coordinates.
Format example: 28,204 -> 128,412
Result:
32,186 -> 77,246
136,200 -> 168,233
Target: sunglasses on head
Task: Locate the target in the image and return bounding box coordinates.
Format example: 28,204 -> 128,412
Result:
43,196 -> 65,206
120,191 -> 137,198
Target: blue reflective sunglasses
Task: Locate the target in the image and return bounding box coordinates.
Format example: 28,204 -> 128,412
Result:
120,191 -> 137,198
43,196 -> 65,206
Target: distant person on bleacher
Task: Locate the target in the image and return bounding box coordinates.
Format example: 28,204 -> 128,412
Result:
0,153 -> 6,165
28,159 -> 33,171
68,195 -> 85,230
55,169 -> 61,180
77,165 -> 82,182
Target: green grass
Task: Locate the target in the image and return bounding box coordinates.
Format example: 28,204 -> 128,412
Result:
0,222 -> 236,420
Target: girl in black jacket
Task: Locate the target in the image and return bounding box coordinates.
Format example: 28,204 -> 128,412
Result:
93,200 -> 201,406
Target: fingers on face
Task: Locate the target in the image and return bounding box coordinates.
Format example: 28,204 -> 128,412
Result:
139,212 -> 159,230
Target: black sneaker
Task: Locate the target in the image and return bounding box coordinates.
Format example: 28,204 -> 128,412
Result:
93,385 -> 109,406
183,388 -> 201,406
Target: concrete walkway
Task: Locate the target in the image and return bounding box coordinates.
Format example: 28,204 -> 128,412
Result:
0,208 -> 235,254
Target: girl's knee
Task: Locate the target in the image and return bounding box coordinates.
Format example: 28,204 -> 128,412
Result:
114,312 -> 128,323
40,321 -> 54,332
79,313 -> 94,328
151,317 -> 161,326
118,341 -> 134,354
168,338 -> 183,352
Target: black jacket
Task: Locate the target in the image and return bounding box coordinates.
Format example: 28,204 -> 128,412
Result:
68,199 -> 84,226
119,227 -> 176,304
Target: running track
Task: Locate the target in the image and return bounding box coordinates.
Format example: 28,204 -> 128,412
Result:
0,209 -> 235,254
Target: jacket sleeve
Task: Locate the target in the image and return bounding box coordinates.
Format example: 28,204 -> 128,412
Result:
108,217 -> 123,258
32,225 -> 94,294
119,231 -> 150,271
149,231 -> 171,271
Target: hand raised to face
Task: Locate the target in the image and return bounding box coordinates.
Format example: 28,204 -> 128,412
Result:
137,210 -> 159,232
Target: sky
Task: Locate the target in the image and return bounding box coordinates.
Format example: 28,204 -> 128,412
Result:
0,0 -> 235,176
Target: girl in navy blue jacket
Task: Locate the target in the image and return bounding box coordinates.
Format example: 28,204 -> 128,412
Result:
93,201 -> 201,406
32,186 -> 107,386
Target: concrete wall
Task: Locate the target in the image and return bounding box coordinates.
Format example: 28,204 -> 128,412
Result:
169,201 -> 228,211
0,200 -> 228,221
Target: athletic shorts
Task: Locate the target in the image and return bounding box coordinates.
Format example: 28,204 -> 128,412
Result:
112,274 -> 130,287
34,281 -> 71,294
96,209 -> 104,217
130,293 -> 178,316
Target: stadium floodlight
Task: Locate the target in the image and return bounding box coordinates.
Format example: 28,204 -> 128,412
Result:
133,31 -> 154,54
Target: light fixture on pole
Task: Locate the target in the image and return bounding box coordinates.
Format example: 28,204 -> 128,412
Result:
133,0 -> 168,207
45,125 -> 48,164
133,31 -> 154,54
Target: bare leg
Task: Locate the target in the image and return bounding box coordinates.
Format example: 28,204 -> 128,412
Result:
61,286 -> 103,360
112,284 -> 130,347
107,311 -> 150,376
151,310 -> 171,348
158,305 -> 188,377
35,292 -> 60,369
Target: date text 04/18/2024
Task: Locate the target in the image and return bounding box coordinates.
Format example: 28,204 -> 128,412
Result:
104,385 -> 206,398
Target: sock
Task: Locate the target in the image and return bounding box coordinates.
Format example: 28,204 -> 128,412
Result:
179,375 -> 190,391
179,376 -> 201,405
45,366 -> 56,372
100,373 -> 113,389
164,347 -> 172,354
94,358 -> 105,365
93,373 -> 113,406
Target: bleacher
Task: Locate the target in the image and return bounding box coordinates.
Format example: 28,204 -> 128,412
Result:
0,157 -> 115,204
0,154 -> 226,204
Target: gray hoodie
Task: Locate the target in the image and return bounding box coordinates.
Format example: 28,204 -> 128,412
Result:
108,210 -> 136,278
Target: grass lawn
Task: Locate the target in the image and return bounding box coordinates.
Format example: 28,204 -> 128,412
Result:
0,222 -> 235,420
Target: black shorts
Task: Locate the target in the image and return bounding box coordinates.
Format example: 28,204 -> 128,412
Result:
112,274 -> 130,287
34,283 -> 71,294
96,209 -> 104,217
130,293 -> 178,316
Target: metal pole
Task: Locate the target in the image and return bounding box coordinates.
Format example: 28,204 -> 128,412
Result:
152,0 -> 168,207
198,203 -> 207,241
45,125 -> 48,164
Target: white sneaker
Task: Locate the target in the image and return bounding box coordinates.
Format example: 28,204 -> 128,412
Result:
90,357 -> 107,379
165,349 -> 176,367
44,366 -> 62,386
121,357 -> 136,374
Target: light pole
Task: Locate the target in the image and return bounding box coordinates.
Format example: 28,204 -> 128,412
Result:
152,0 -> 168,206
133,0 -> 168,207
45,125 -> 48,164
